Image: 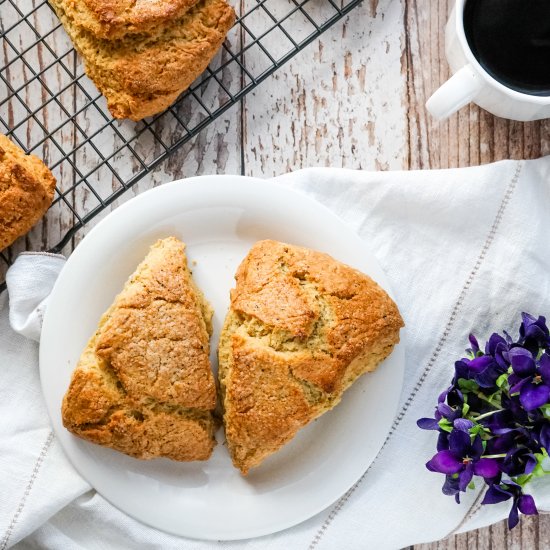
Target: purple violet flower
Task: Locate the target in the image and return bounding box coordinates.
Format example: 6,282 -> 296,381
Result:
468,334 -> 481,355
485,333 -> 511,366
519,313 -> 550,354
508,350 -> 550,411
501,447 -> 538,477
426,430 -> 499,490
482,482 -> 538,529
454,355 -> 506,389
420,313 -> 550,530
442,475 -> 461,503
417,387 -> 465,431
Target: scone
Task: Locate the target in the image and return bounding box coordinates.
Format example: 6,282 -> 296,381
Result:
49,0 -> 235,120
219,240 -> 404,474
56,0 -> 203,40
0,135 -> 56,250
62,237 -> 217,461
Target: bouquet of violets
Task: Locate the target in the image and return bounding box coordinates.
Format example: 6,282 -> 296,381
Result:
418,313 -> 550,529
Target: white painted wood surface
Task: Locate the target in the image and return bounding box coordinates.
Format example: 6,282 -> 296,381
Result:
2,0 -> 549,546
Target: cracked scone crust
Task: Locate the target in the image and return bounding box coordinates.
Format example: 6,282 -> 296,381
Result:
62,237 -> 217,461
219,240 -> 404,474
58,0 -> 203,40
49,0 -> 235,120
0,134 -> 56,251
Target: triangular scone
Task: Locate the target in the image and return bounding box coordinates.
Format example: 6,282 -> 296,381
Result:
62,237 -> 217,461
219,240 -> 404,474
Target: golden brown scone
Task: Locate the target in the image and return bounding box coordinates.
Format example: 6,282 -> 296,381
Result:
62,237 -> 218,461
219,240 -> 404,474
58,0 -> 202,40
0,135 -> 56,251
49,0 -> 235,120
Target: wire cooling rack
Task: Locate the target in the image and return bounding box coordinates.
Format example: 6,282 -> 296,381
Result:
0,0 -> 362,286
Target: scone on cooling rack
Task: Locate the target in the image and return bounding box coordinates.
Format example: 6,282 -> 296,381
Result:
218,240 -> 404,475
62,237 -> 218,461
48,0 -> 235,120
0,134 -> 56,251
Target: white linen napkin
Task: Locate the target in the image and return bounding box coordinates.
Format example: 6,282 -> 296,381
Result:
3,157 -> 550,550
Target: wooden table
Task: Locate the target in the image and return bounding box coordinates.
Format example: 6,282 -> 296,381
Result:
3,0 -> 550,547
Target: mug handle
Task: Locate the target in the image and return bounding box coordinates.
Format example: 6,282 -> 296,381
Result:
426,64 -> 484,120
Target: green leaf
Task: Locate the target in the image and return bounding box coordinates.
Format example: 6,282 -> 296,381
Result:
496,373 -> 508,389
470,424 -> 485,437
540,404 -> 550,418
438,418 -> 453,433
462,403 -> 470,416
468,481 -> 476,490
514,474 -> 532,487
458,379 -> 479,393
530,453 -> 550,477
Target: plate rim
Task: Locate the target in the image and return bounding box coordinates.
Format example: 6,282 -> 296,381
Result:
39,174 -> 405,540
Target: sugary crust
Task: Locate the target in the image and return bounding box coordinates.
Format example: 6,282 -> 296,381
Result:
49,0 -> 236,120
0,135 -> 56,250
219,240 -> 404,474
59,0 -> 202,40
62,237 -> 217,461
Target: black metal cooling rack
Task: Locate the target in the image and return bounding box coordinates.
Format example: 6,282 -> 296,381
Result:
0,0 -> 363,287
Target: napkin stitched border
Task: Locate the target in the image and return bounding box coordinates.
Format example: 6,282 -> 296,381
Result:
0,432 -> 55,550
308,161 -> 524,549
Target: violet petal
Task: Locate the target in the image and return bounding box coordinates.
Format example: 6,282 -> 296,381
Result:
471,435 -> 484,459
538,423 -> 550,450
437,431 -> 450,452
449,429 -> 471,457
510,376 -> 531,395
468,355 -> 495,373
474,458 -> 500,479
508,502 -> 520,529
426,450 -> 463,474
518,494 -> 538,516
482,484 -> 512,505
524,453 -> 537,475
509,347 -> 536,376
520,382 -> 550,411
540,354 -> 550,385
458,463 -> 474,492
454,418 -> 474,432
417,418 -> 440,430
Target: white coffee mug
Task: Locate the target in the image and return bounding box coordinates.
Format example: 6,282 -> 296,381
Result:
426,0 -> 550,122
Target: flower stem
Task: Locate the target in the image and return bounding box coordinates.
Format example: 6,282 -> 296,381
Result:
472,409 -> 504,421
481,453 -> 507,459
474,391 -> 502,410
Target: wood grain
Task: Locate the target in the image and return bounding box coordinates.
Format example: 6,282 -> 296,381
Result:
410,513 -> 550,550
2,0 -> 550,546
404,0 -> 550,171
242,0 -> 407,174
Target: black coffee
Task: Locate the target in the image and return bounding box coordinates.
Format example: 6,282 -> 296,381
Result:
464,0 -> 550,96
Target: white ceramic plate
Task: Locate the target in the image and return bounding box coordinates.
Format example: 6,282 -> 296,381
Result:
40,175 -> 404,541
